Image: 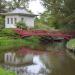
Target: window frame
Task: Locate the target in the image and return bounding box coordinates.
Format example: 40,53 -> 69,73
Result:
7,18 -> 9,24
21,18 -> 24,22
11,18 -> 13,24
14,18 -> 17,24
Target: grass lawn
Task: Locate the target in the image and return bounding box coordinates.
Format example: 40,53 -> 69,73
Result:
0,68 -> 15,75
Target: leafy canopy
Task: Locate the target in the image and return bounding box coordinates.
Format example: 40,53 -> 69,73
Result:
41,0 -> 75,31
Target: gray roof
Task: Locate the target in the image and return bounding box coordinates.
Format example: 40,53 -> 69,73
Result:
8,8 -> 30,14
0,8 -> 37,16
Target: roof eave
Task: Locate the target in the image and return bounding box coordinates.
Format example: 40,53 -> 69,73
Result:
0,13 -> 38,17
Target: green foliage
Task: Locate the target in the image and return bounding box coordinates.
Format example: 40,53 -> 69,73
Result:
0,37 -> 25,50
64,0 -> 75,16
0,17 -> 5,29
0,68 -> 15,75
0,36 -> 40,61
0,0 -> 6,13
41,0 -> 75,31
16,21 -> 27,29
35,15 -> 54,30
0,28 -> 18,38
41,0 -> 63,15
66,39 -> 75,49
35,24 -> 52,30
0,37 -> 25,61
6,0 -> 30,10
23,36 -> 40,49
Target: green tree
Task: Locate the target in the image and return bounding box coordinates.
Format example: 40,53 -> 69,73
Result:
41,0 -> 75,31
0,17 -> 5,29
0,0 -> 6,13
7,0 -> 30,10
41,0 -> 65,29
41,0 -> 64,15
63,0 -> 75,16
35,14 -> 52,30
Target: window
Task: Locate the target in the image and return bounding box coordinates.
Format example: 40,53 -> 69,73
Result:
6,55 -> 9,61
7,18 -> 9,24
21,18 -> 24,22
14,18 -> 17,23
9,55 -> 12,62
11,18 -> 13,24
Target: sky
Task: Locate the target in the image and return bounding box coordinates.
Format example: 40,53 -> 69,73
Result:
28,0 -> 45,14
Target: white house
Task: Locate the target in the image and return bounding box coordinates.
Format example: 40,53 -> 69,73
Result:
0,8 -> 37,28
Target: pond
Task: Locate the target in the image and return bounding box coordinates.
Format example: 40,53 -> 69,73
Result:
2,47 -> 75,75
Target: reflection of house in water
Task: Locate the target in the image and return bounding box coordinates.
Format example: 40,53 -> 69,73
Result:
4,50 -> 50,75
4,52 -> 33,65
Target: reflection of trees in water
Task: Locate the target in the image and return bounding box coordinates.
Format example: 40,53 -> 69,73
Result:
40,53 -> 65,75
40,54 -> 53,72
39,36 -> 65,51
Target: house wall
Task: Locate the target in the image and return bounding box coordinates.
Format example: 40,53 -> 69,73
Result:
5,15 -> 35,28
5,15 -> 19,28
20,16 -> 35,28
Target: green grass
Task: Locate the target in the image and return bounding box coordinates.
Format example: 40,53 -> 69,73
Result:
0,68 -> 15,75
0,37 -> 25,50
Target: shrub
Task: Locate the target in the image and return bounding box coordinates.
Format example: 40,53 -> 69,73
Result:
16,21 -> 27,29
34,24 -> 52,30
66,39 -> 75,49
0,28 -> 18,38
0,17 -> 5,29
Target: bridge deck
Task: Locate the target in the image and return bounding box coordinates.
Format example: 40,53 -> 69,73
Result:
14,28 -> 72,40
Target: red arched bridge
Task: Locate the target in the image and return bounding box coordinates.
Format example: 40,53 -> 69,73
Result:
14,28 -> 72,40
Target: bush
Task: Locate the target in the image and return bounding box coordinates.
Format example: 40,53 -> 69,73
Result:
16,21 -> 27,29
0,17 -> 5,29
34,24 -> 52,30
0,28 -> 18,38
66,39 -> 75,49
